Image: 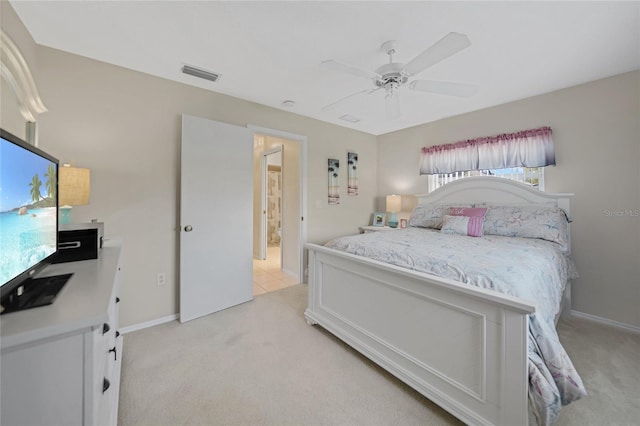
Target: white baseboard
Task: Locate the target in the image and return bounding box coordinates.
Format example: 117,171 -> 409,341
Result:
122,310 -> 640,336
571,310 -> 640,334
120,314 -> 179,334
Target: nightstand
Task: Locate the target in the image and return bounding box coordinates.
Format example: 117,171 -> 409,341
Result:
362,226 -> 401,233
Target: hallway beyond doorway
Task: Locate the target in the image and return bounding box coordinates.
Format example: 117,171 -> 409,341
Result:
253,246 -> 298,296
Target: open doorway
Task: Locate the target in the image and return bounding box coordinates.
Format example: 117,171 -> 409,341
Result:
264,147 -> 283,262
252,131 -> 305,296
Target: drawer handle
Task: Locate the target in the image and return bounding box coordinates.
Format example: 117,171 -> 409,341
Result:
116,297 -> 120,304
116,331 -> 120,338
109,346 -> 117,361
102,323 -> 110,334
103,378 -> 110,393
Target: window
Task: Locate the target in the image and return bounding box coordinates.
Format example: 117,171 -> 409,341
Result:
428,167 -> 544,193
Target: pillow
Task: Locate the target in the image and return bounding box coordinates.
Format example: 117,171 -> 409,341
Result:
408,203 -> 472,229
448,207 -> 488,236
441,214 -> 485,237
482,205 -> 570,249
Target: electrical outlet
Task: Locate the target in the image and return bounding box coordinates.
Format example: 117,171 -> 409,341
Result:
156,273 -> 166,286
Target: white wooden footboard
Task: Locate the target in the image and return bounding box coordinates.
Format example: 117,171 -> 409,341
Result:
305,244 -> 536,426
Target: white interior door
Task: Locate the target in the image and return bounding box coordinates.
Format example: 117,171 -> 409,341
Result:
180,114 -> 253,323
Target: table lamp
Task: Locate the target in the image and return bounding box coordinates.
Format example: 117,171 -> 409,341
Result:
386,194 -> 401,228
59,164 -> 90,224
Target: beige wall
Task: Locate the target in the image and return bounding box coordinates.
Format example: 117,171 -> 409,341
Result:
279,137 -> 301,277
1,4 -> 377,327
378,71 -> 640,328
34,51 -> 377,328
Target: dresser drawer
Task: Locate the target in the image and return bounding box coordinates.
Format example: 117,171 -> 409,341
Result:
92,271 -> 122,425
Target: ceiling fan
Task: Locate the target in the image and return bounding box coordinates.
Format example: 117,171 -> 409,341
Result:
321,32 -> 478,120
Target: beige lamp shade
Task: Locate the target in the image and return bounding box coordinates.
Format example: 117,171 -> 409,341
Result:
59,165 -> 90,206
386,194 -> 401,213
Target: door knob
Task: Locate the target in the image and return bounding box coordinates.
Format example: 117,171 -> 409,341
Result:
184,225 -> 193,232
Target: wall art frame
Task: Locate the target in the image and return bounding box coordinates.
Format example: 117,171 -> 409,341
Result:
347,152 -> 358,196
328,158 -> 340,205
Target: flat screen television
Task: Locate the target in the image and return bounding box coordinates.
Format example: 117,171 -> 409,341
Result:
0,128 -> 71,314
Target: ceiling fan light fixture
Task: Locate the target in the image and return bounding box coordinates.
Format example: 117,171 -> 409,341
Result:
385,82 -> 401,120
384,81 -> 399,97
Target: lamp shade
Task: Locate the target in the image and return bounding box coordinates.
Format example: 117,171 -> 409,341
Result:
386,194 -> 401,213
59,165 -> 90,206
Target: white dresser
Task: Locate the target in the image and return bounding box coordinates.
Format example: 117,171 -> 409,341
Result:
1,239 -> 123,426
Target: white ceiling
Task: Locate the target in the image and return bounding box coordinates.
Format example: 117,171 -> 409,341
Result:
9,1 -> 640,136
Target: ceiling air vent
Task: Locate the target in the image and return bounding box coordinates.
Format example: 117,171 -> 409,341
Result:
339,114 -> 361,123
182,65 -> 221,83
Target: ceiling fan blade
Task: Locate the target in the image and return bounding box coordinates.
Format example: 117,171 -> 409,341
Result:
322,87 -> 381,111
321,59 -> 381,81
409,80 -> 478,97
403,32 -> 471,77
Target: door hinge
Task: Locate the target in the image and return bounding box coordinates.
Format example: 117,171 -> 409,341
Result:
301,216 -> 304,221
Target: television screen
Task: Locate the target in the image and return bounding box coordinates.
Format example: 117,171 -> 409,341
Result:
0,129 -> 59,299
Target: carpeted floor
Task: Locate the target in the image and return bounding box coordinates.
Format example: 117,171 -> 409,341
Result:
118,284 -> 640,426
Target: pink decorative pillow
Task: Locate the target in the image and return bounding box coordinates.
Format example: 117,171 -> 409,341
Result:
444,207 -> 488,237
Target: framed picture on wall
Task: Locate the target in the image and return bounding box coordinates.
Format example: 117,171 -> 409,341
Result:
373,212 -> 386,227
328,158 -> 340,205
347,152 -> 358,196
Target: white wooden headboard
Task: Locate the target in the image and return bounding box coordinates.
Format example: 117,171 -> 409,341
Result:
415,176 -> 573,220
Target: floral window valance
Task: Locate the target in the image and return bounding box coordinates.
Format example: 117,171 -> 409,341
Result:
419,126 -> 555,175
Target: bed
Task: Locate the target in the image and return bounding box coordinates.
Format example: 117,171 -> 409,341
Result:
304,177 -> 586,426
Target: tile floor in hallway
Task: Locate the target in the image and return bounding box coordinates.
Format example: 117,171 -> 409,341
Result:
253,246 -> 299,295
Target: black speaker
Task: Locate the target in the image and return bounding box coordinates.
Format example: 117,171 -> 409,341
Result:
53,222 -> 104,264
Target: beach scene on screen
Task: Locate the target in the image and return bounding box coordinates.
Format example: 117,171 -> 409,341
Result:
0,140 -> 57,284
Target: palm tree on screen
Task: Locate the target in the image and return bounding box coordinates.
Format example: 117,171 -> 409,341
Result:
29,174 -> 43,203
45,164 -> 56,200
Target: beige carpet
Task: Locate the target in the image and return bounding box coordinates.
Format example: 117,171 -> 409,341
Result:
119,284 -> 640,426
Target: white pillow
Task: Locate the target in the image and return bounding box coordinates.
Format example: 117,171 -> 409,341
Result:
408,203 -> 472,229
482,204 -> 570,249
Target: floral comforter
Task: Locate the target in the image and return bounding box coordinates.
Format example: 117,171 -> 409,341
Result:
325,227 -> 586,425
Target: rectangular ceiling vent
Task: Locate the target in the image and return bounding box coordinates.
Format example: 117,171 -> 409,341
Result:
339,114 -> 361,123
182,65 -> 221,83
